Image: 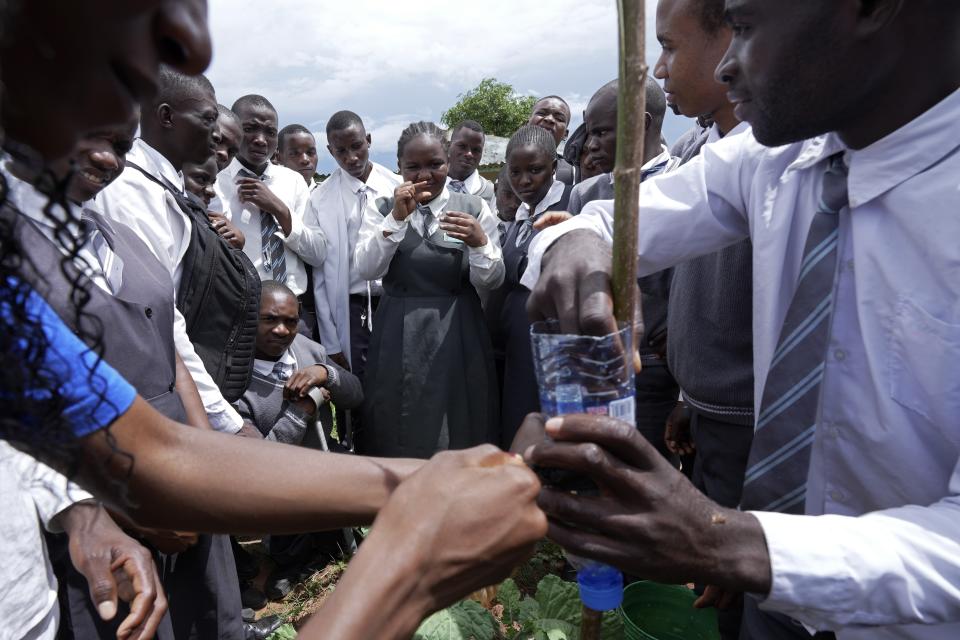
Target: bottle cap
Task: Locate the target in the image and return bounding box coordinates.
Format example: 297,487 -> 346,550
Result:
576,562 -> 624,611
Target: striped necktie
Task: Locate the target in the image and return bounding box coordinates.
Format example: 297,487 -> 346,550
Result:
80,215 -> 124,294
448,179 -> 467,194
739,152 -> 849,514
272,361 -> 291,382
239,168 -> 286,282
418,204 -> 436,236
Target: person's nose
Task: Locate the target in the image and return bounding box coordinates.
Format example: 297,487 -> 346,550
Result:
153,0 -> 213,75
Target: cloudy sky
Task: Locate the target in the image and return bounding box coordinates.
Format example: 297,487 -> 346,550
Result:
205,0 -> 691,173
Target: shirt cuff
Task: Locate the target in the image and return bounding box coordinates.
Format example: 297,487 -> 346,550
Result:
282,206 -> 304,243
208,407 -> 243,434
379,212 -> 408,241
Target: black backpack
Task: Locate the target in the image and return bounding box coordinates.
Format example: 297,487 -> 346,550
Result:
127,161 -> 260,403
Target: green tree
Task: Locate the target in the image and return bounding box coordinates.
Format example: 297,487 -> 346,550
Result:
441,78 -> 537,138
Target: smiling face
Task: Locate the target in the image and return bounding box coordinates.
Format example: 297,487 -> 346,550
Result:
182,155 -> 219,206
528,97 -> 571,146
0,0 -> 211,162
447,127 -> 485,181
214,114 -> 242,171
280,131 -> 318,185
255,288 -> 300,360
716,0 -> 860,146
507,143 -> 556,207
582,91 -> 618,177
65,113 -> 139,204
399,135 -> 448,202
326,124 -> 372,181
653,0 -> 731,120
235,103 -> 279,172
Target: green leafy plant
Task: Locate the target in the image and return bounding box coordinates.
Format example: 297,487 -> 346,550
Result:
441,78 -> 537,138
266,623 -> 298,640
497,575 -> 623,640
414,599 -> 498,640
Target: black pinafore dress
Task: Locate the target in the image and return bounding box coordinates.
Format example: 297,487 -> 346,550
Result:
360,192 -> 498,458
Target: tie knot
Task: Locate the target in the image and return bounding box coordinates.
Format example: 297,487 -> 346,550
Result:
238,168 -> 264,181
449,180 -> 467,194
820,152 -> 849,214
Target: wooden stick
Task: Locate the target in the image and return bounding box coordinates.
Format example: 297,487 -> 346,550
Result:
581,606 -> 603,639
610,0 -> 648,331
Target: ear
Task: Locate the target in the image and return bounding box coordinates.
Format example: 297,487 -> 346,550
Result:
156,103 -> 175,129
326,143 -> 335,157
853,0 -> 904,38
644,112 -> 653,132
365,133 -> 372,146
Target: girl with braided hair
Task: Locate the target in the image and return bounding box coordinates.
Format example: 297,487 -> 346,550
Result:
354,121 -> 505,458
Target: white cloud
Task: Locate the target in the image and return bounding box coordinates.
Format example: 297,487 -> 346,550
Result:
206,0 -> 687,171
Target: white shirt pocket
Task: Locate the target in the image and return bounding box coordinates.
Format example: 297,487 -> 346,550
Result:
888,296 -> 960,434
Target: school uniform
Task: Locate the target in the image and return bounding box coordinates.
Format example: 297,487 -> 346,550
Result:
211,157 -> 324,298
3,168 -> 242,640
445,169 -> 497,213
92,138 -> 244,434
354,188 -> 504,458
567,149 -> 682,459
237,334 -> 362,567
308,163 -> 400,376
494,179 -> 572,447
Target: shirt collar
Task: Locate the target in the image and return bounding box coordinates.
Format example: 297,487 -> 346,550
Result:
446,169 -> 480,193
782,87 -> 960,209
516,179 -> 566,222
129,138 -> 185,193
422,187 -> 451,215
253,348 -> 297,377
225,155 -> 276,183
340,169 -> 368,196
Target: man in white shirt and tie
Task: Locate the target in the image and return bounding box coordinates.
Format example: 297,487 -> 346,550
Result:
211,95 -> 324,309
445,120 -> 496,213
518,1 -> 960,638
308,110 -> 401,376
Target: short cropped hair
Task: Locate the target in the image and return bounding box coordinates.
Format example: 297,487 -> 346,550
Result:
231,94 -> 277,117
155,65 -> 215,108
693,0 -> 726,34
260,279 -> 296,303
506,124 -> 557,160
397,121 -> 447,160
326,110 -> 365,137
278,124 -> 314,151
217,104 -> 240,125
532,95 -> 571,117
451,120 -> 484,138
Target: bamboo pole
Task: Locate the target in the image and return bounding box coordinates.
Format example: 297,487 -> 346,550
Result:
610,0 -> 647,332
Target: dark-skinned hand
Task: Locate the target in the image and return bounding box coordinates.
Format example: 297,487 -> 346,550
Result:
208,212 -> 245,249
236,178 -> 291,235
439,211 -> 487,247
532,210 -> 573,231
664,402 -> 695,456
520,413 -> 772,593
284,364 -> 329,400
391,181 -> 431,223
371,446 -> 547,612
58,502 -> 168,640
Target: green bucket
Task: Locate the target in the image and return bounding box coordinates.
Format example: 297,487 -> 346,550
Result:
619,581 -> 720,640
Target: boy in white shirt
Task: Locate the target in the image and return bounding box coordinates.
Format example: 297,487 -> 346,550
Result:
308,110 -> 400,376
445,120 -> 496,212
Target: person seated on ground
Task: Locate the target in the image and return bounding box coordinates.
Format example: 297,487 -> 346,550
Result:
493,124 -> 572,448
354,121 -> 504,458
238,280 -> 362,601
494,164 -> 521,224
445,120 -> 496,211
184,154 -> 245,249
277,124 -> 319,191
0,4 -> 546,640
214,104 -> 242,172
527,95 -> 575,185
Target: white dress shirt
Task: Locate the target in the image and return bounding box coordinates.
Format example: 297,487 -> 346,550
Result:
0,442 -> 94,640
523,88 -> 960,638
93,139 -> 243,433
211,157 -> 322,297
355,187 -> 505,291
445,169 -> 496,212
308,164 -> 401,361
515,178 -> 567,223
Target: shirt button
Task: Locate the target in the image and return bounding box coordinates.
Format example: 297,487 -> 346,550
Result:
834,349 -> 847,361
846,260 -> 855,272
829,489 -> 845,502
145,307 -> 153,318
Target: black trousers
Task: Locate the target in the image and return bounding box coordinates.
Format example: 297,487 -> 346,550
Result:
634,360 -> 679,462
348,294 -> 378,381
689,409 -> 755,640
